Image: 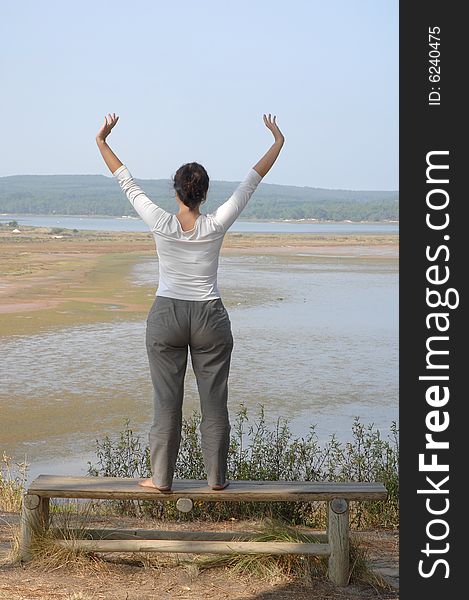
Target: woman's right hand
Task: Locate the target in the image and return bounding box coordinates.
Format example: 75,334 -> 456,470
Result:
263,114 -> 284,144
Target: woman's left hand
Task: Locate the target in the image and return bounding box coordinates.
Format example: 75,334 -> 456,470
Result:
96,113 -> 119,142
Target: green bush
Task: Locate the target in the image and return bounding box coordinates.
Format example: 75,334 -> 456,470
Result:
87,404 -> 399,528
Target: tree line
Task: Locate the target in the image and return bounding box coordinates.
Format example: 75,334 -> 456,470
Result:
0,174 -> 398,222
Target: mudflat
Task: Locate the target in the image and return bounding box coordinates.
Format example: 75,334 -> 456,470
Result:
0,226 -> 398,337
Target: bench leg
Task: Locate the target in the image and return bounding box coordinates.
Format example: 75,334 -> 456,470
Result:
19,493 -> 50,562
327,498 -> 349,586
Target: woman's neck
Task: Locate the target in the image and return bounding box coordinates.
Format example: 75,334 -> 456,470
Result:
177,208 -> 200,217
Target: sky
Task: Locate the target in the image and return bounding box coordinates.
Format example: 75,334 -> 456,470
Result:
1,0 -> 398,190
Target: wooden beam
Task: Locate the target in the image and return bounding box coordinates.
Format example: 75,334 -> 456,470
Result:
49,527 -> 328,543
51,527 -> 262,541
54,538 -> 331,555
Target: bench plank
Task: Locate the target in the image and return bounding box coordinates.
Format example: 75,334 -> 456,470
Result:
28,475 -> 387,501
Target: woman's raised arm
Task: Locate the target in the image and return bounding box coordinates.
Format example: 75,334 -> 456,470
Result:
211,114 -> 285,232
95,113 -> 169,231
95,113 -> 123,173
252,114 -> 285,177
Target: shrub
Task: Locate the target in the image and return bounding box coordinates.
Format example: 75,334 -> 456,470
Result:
87,404 -> 399,528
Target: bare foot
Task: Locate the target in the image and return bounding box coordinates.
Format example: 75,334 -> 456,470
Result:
211,481 -> 230,490
137,478 -> 171,491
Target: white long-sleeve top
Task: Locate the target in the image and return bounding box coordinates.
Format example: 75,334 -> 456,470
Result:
113,164 -> 263,300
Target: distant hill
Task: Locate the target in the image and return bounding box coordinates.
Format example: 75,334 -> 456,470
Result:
0,174 -> 399,222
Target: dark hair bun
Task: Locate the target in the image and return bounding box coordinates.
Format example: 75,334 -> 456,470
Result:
173,163 -> 209,210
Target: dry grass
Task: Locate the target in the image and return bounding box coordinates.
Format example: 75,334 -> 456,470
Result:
0,454 -> 29,513
7,499 -> 111,574
193,517 -> 327,583
193,517 -> 392,590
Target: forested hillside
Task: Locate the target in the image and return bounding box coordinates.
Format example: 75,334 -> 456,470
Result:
0,174 -> 398,221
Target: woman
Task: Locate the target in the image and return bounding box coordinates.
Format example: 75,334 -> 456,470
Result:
96,113 -> 284,491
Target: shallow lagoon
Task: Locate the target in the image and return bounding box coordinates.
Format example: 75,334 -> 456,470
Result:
1,252 -> 398,486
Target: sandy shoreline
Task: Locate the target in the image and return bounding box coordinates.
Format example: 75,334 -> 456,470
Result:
0,226 -> 398,335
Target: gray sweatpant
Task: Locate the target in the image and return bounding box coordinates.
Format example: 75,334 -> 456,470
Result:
145,295 -> 234,488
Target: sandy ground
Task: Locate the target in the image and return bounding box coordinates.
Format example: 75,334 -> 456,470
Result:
0,510 -> 398,599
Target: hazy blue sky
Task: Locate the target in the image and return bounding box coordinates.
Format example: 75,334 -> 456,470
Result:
2,0 -> 398,189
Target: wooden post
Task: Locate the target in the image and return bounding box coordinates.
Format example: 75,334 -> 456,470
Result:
19,493 -> 50,562
327,497 -> 349,586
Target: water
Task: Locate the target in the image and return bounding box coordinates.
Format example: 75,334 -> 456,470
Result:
0,213 -> 399,234
1,253 -> 398,487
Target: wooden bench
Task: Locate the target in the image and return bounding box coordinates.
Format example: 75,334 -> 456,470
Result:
20,475 -> 387,586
